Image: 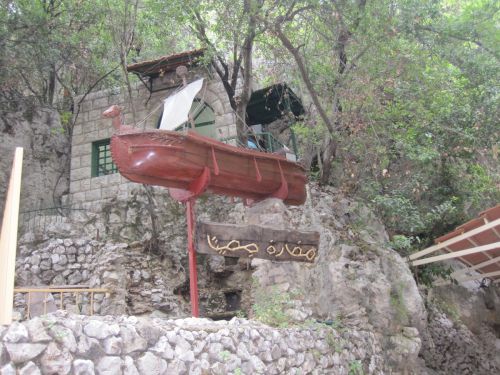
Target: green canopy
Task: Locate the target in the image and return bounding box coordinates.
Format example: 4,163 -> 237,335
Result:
246,83 -> 305,126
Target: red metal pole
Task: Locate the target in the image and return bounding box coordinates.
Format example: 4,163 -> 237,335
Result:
186,198 -> 199,317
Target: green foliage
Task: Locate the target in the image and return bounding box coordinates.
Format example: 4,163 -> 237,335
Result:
251,281 -> 296,328
348,360 -> 364,375
389,234 -> 454,286
1,1 -> 497,289
389,235 -> 418,256
372,195 -> 426,235
415,263 -> 454,288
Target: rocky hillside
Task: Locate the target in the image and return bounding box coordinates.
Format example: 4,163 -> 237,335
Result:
7,181 -> 499,374
0,106 -> 70,215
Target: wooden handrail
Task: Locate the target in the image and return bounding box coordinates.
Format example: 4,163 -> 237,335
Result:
14,288 -> 107,293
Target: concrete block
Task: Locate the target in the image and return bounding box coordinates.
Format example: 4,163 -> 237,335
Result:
98,128 -> 112,139
107,173 -> 121,186
71,167 -> 90,181
89,109 -> 102,121
80,101 -> 92,113
69,180 -> 80,193
96,119 -> 109,130
107,93 -> 122,105
73,114 -> 86,125
91,175 -> 108,189
221,113 -> 235,126
85,189 -> 101,201
228,124 -> 237,137
72,144 -> 88,157
117,184 -> 130,200
72,134 -> 86,146
71,157 -> 80,170
102,185 -> 119,199
80,154 -> 92,168
123,113 -> 134,124
86,130 -> 100,142
73,124 -> 83,136
92,97 -> 109,111
80,179 -> 91,191
79,120 -> 95,134
72,192 -> 86,203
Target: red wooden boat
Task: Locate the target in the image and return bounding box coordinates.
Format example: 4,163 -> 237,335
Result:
103,106 -> 307,205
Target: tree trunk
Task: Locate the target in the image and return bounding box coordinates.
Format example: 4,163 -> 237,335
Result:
319,138 -> 337,185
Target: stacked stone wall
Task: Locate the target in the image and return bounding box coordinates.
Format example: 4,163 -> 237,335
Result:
0,313 -> 394,375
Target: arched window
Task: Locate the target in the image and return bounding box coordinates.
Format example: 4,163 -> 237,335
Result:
157,99 -> 216,138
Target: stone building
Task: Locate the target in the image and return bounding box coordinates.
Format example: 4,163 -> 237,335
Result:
68,49 -> 238,206
68,49 -> 305,207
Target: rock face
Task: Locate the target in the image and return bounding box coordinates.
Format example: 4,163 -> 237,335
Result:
420,307 -> 500,375
420,285 -> 500,374
243,192 -> 427,373
0,106 -> 70,215
13,181 -> 500,373
0,312 -> 404,374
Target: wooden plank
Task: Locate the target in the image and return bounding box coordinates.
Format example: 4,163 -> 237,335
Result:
410,241 -> 500,266
196,221 -> 320,263
0,148 -> 23,325
408,218 -> 500,260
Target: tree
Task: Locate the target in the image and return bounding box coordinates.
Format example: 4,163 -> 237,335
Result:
0,0 -> 121,108
147,0 -> 266,144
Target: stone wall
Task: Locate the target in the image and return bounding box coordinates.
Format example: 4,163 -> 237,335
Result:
15,188 -> 249,319
1,312 -> 405,375
69,68 -> 237,206
15,237 -> 189,318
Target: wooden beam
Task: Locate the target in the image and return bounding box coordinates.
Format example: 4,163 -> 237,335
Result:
408,218 -> 500,260
410,241 -> 500,266
0,148 -> 24,325
196,221 -> 320,263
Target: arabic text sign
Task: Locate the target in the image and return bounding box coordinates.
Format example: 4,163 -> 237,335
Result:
196,222 -> 320,263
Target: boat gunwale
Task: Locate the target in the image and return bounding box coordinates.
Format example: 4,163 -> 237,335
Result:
113,128 -> 306,172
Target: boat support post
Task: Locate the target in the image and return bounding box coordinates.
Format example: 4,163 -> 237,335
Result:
169,166 -> 211,317
186,198 -> 199,317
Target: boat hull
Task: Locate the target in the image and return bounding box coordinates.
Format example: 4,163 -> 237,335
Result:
110,129 -> 307,205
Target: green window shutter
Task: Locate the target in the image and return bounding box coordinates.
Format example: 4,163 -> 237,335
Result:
91,139 -> 118,177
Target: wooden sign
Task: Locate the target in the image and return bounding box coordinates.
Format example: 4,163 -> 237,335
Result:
196,222 -> 320,263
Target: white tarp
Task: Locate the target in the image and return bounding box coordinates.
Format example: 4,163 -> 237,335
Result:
159,78 -> 204,131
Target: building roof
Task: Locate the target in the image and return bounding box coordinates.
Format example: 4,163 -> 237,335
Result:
409,204 -> 500,284
127,49 -> 205,78
246,83 -> 305,126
